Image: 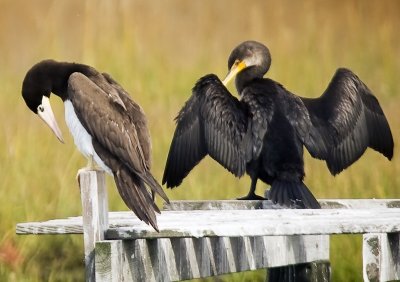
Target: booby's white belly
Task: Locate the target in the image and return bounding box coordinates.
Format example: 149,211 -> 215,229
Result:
64,100 -> 112,175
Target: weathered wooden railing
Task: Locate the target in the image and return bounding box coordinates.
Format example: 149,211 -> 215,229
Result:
16,171 -> 400,281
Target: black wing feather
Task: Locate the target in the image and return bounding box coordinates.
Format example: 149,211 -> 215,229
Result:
297,68 -> 393,175
162,74 -> 251,188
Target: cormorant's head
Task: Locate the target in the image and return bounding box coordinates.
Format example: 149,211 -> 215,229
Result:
223,41 -> 271,86
22,60 -> 64,143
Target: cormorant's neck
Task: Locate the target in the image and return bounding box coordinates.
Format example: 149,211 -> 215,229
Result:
235,66 -> 266,94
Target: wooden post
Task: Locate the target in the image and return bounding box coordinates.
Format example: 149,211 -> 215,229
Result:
264,190 -> 330,282
79,170 -> 109,282
363,233 -> 400,281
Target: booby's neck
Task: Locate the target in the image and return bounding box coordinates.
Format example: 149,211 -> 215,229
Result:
22,60 -> 95,102
47,61 -> 95,101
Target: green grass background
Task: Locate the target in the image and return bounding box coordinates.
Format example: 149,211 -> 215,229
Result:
1,0 -> 399,280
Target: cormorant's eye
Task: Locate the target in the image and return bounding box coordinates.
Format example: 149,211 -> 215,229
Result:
38,105 -> 44,112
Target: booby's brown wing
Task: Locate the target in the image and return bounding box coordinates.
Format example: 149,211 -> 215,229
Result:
67,73 -> 168,216
99,73 -> 168,201
162,74 -> 252,188
68,72 -> 148,174
82,66 -> 127,111
296,68 -> 393,175
101,72 -> 153,168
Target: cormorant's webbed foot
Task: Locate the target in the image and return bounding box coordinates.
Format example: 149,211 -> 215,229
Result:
237,192 -> 265,200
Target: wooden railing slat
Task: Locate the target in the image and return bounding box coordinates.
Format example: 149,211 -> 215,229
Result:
95,235 -> 329,281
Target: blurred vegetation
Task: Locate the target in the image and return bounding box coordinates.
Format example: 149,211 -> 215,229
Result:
0,0 -> 399,281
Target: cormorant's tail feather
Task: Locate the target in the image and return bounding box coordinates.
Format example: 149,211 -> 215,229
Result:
269,180 -> 321,209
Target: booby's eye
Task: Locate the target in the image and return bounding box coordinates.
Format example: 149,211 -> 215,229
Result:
38,105 -> 44,112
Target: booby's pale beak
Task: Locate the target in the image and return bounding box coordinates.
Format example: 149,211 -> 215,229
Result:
37,96 -> 64,143
222,60 -> 247,86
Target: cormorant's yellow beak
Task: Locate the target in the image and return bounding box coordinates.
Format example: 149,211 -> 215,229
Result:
222,60 -> 247,86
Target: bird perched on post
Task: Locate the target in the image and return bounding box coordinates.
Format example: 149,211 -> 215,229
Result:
162,40 -> 393,209
22,59 -> 169,231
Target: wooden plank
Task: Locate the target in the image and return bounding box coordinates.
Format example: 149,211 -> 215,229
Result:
95,235 -> 329,281
363,233 -> 400,281
16,200 -> 400,236
106,209 -> 400,239
16,208 -> 400,238
79,170 -> 109,282
163,199 -> 400,211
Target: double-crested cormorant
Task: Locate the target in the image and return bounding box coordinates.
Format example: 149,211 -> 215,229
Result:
163,41 -> 393,209
22,59 -> 169,230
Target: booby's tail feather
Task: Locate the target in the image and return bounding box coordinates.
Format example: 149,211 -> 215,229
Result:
139,171 -> 170,204
114,168 -> 162,231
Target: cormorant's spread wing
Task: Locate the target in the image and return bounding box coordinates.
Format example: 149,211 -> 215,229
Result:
162,74 -> 252,188
298,68 -> 393,175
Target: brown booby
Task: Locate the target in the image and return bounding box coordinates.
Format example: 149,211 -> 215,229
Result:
22,59 -> 169,230
162,41 -> 394,209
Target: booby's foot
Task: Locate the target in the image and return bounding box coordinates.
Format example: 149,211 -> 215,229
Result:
237,193 -> 265,200
76,166 -> 104,187
76,154 -> 105,185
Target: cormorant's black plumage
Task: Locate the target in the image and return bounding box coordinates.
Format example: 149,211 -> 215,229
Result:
163,41 -> 393,209
22,59 -> 168,230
